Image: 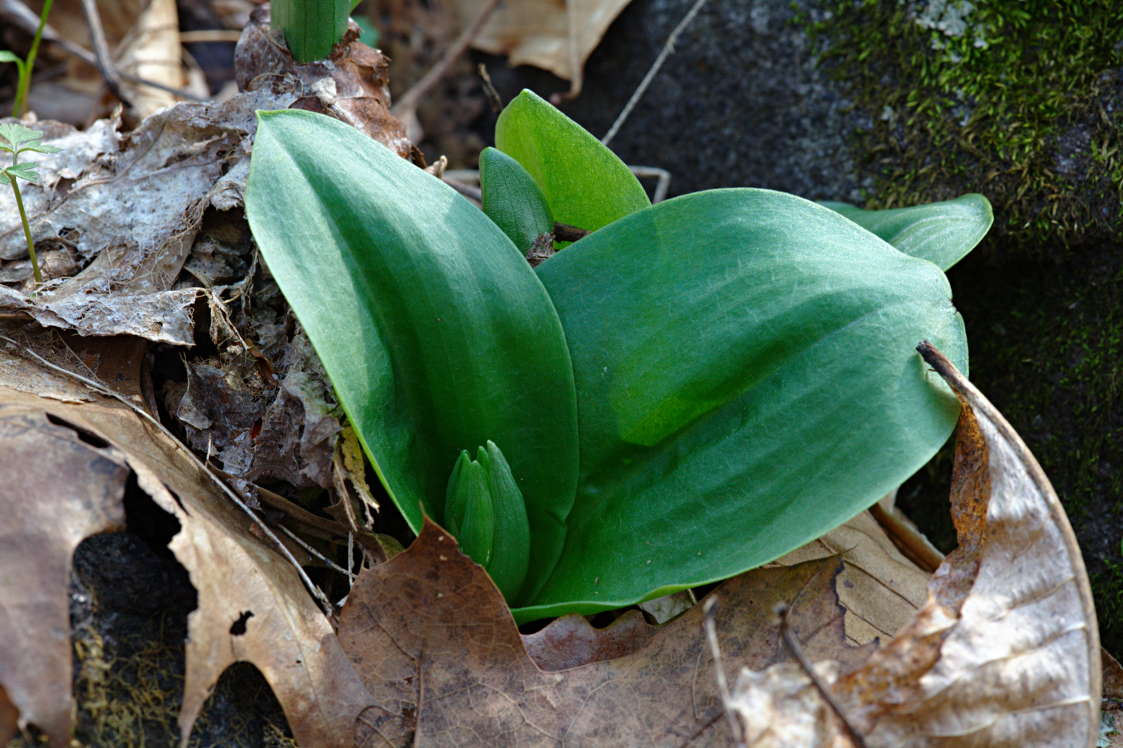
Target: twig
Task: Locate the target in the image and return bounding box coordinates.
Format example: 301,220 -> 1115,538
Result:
702,598 -> 745,747
602,0 -> 708,147
277,523 -> 352,578
391,0 -> 501,119
79,0 -> 132,109
477,63 -> 503,112
0,333 -> 336,616
630,165 -> 672,203
775,602 -> 868,748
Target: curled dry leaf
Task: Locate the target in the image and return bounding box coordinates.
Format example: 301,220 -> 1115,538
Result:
1,27 -> 408,344
0,340 -> 375,746
337,520 -> 874,745
452,0 -> 634,97
723,344 -> 1100,747
234,8 -> 411,156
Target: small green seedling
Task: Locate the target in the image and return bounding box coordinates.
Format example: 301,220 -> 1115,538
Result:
246,91 -> 992,622
1,122 -> 59,284
1,0 -> 54,117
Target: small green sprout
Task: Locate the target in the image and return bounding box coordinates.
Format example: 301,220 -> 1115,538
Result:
0,0 -> 54,117
1,122 -> 60,284
271,0 -> 362,63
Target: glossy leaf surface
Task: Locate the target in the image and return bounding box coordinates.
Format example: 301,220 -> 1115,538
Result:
495,90 -> 649,233
246,110 -> 579,602
480,146 -> 553,252
821,194 -> 993,270
522,189 -> 967,621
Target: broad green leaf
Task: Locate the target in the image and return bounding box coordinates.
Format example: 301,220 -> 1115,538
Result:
495,90 -> 649,233
821,194 -> 993,270
271,0 -> 350,62
521,189 -> 967,621
479,146 -> 553,253
246,110 -> 579,603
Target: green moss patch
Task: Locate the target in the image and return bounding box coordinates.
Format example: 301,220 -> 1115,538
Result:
809,0 -> 1123,252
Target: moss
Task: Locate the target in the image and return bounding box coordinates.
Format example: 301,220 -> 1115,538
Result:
808,0 -> 1123,252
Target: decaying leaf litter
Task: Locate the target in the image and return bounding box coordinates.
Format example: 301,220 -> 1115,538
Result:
0,1 -> 1107,745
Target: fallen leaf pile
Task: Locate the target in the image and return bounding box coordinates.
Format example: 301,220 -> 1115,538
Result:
0,11 -> 1106,747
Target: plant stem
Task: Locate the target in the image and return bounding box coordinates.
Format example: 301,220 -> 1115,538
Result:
7,173 -> 41,283
12,0 -> 54,117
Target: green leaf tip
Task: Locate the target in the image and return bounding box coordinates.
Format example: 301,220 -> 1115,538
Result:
444,441 -> 531,602
821,193 -> 993,270
495,89 -> 649,234
479,146 -> 554,253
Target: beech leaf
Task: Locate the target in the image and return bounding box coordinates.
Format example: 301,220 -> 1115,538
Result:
721,344 -> 1100,747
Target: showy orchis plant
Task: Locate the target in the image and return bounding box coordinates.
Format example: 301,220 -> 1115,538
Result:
1,123 -> 59,284
245,91 -> 992,623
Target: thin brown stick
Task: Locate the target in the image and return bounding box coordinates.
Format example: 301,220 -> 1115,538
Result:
391,0 -> 501,119
702,598 -> 745,747
477,63 -> 503,112
775,602 -> 867,748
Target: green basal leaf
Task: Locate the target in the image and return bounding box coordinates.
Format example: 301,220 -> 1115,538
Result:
821,194 -> 993,270
479,146 -> 553,253
271,0 -> 351,62
520,189 -> 968,621
495,90 -> 649,234
246,110 -> 579,603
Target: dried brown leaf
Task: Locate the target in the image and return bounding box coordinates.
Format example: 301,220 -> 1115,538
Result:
1105,648 -> 1123,700
2,33 -> 408,343
773,509 -> 931,646
0,406 -> 129,744
723,345 -> 1100,747
0,342 -> 375,746
453,0 -> 634,96
337,520 -> 873,745
234,9 -> 411,157
116,0 -> 184,117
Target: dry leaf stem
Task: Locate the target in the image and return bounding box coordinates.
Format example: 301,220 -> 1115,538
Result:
776,602 -> 867,748
601,0 -> 709,146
